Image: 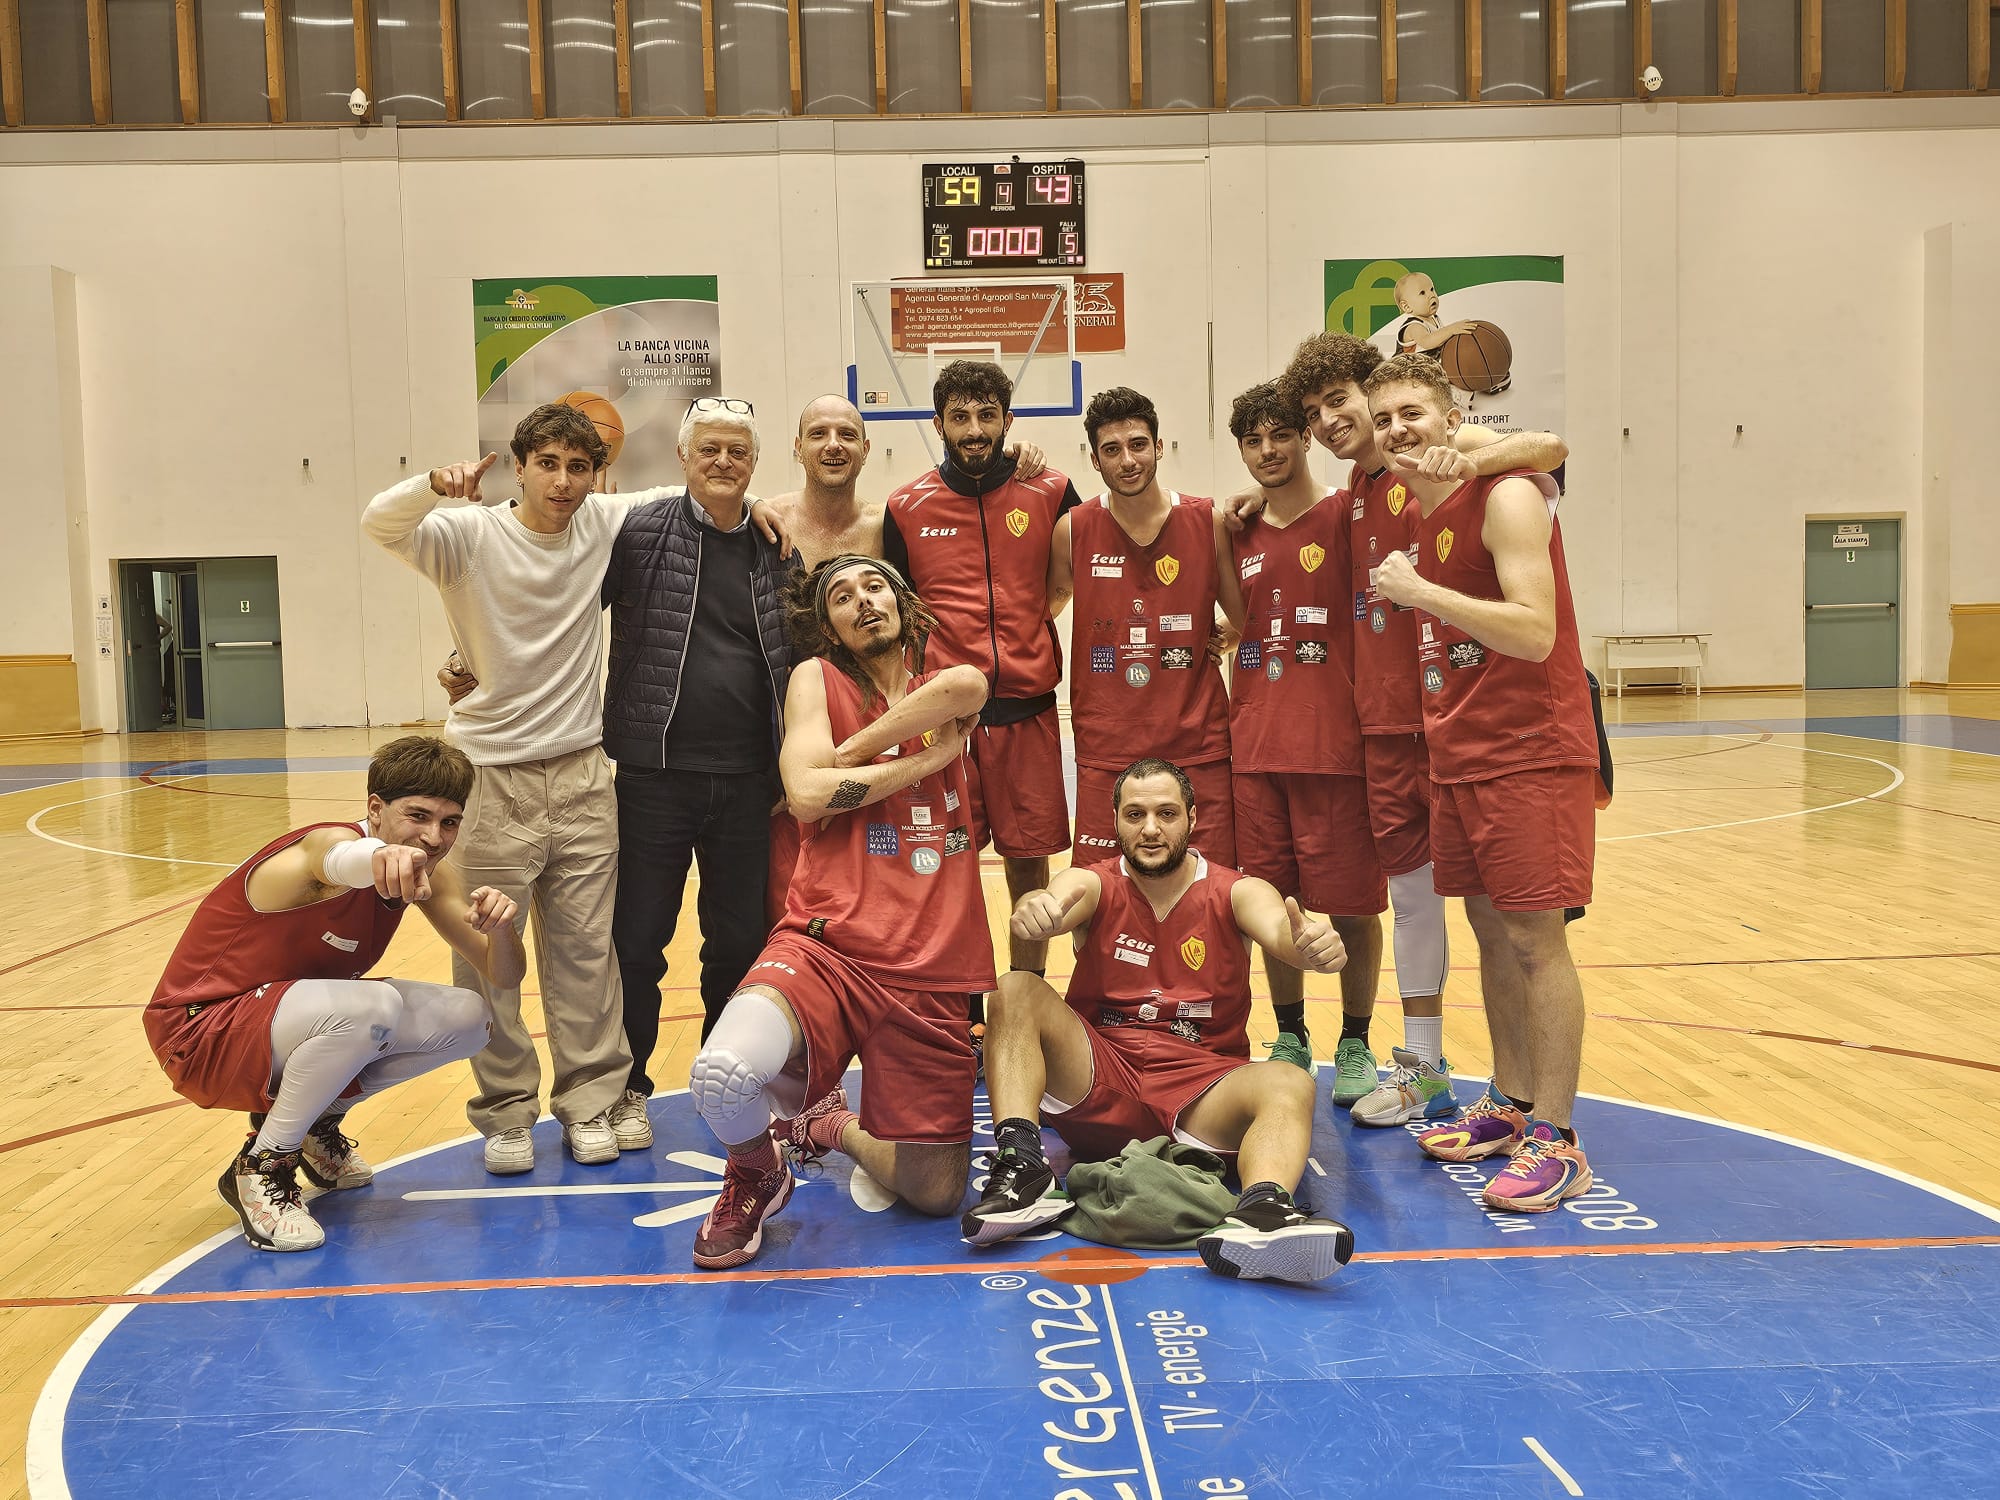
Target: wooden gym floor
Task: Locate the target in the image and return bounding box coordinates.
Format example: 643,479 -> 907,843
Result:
2,686 -> 1997,1498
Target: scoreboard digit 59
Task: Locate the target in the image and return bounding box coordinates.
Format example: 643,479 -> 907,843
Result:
923,161 -> 1086,272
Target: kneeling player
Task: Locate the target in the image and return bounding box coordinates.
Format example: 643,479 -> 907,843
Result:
688,556 -> 995,1270
965,758 -> 1356,1284
145,737 -> 517,1251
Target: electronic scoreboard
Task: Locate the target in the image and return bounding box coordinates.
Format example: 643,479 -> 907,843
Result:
922,161 -> 1085,272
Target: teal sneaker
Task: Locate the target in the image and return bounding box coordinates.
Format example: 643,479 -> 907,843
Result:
1351,1047 -> 1458,1127
1331,1036 -> 1379,1108
1265,1029 -> 1317,1076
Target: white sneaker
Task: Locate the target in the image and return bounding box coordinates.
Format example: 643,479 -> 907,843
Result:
300,1112 -> 374,1190
607,1090 -> 653,1151
218,1144 -> 325,1252
566,1112 -> 619,1165
484,1125 -> 536,1175
1351,1047 -> 1459,1128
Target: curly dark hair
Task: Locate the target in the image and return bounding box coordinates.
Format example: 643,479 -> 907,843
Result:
784,557 -> 941,707
1083,386 -> 1159,450
932,360 -> 1014,418
1278,332 -> 1384,409
1227,382 -> 1308,442
509,402 -> 609,469
1111,756 -> 1196,815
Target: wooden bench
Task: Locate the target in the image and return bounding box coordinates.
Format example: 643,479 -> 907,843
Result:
1596,633 -> 1709,697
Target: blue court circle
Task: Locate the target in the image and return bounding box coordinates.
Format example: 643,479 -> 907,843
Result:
34,1074 -> 2000,1498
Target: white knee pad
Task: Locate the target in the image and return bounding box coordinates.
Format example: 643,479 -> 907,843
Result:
1388,865 -> 1450,999
689,990 -> 794,1139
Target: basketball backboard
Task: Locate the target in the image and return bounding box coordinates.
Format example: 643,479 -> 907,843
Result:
846,278 -> 1084,423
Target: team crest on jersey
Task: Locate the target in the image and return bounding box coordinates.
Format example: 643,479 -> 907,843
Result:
1179,935 -> 1207,971
921,729 -> 937,748
1436,528 -> 1455,563
1006,508 -> 1030,538
1387,483 -> 1409,516
1299,542 -> 1326,574
1155,556 -> 1180,586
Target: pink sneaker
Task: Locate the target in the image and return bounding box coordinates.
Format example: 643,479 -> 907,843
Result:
1417,1085 -> 1527,1162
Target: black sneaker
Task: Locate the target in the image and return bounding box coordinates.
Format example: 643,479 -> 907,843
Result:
960,1150 -> 1073,1247
1197,1196 -> 1355,1284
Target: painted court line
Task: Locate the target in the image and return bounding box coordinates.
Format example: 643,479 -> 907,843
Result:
1100,1283 -> 1166,1500
1601,736 -> 1905,843
1524,1437 -> 1584,1496
7,1235 -> 1996,1313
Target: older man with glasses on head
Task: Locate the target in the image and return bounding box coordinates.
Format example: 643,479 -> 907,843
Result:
596,396 -> 804,1149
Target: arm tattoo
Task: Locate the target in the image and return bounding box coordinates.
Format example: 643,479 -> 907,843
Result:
828,779 -> 867,811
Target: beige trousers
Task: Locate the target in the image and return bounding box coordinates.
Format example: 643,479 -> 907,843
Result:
450,745 -> 631,1135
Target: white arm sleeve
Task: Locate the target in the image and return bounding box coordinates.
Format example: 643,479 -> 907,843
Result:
320,837 -> 386,890
362,473 -> 479,587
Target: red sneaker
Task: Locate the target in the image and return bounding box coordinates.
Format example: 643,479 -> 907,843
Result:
692,1151 -> 795,1270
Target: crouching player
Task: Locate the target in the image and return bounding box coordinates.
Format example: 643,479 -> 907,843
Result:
687,555 -> 995,1269
144,737 -> 514,1251
964,758 -> 1357,1283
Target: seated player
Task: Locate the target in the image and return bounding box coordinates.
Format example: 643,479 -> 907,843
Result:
144,737 -> 519,1252
687,555 -> 994,1270
964,758 -> 1357,1284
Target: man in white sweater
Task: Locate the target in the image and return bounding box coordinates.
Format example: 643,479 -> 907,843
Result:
362,403 -> 643,1173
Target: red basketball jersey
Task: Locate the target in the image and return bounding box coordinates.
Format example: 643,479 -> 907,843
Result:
1413,473 -> 1598,783
1349,465 -> 1426,736
779,660 -> 996,992
144,823 -> 408,1086
886,464 -> 1072,701
1069,494 -> 1231,772
1067,855 -> 1250,1058
1227,494 -> 1364,775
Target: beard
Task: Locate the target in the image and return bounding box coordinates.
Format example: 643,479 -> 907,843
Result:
849,618 -> 904,661
1122,830 -> 1191,877
948,435 -> 998,476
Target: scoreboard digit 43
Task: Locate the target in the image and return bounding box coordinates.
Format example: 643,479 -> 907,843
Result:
923,161 -> 1086,271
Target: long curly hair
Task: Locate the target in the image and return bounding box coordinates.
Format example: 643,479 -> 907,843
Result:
784,556 -> 940,706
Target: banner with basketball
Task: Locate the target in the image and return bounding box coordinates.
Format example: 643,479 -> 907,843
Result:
473,276 -> 720,486
1322,255 -> 1563,439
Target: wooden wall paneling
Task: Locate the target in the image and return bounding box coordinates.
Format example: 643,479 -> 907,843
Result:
1382,0 -> 1397,102
264,0 -> 285,120
441,0 -> 460,119
1886,0 -> 1906,89
1719,0 -> 1737,95
958,0 -> 971,110
700,0 -> 716,113
526,0 -> 545,117
353,0 -> 372,111
613,0 -> 631,114
1548,0 -> 1567,98
86,0 -> 110,124
1128,0 -> 1141,107
1298,0 -> 1312,103
873,0 -> 886,111
1465,0 -> 1482,99
175,0 -> 199,121
789,0 -> 803,114
1802,0 -> 1822,92
1632,0 -> 1651,95
0,0 -> 21,127
1044,0 -> 1057,108
1972,0 -> 1991,91
1212,0 -> 1226,105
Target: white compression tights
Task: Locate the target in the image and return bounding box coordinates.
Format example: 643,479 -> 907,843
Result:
1388,866 -> 1451,1000
254,977 -> 490,1155
689,990 -> 799,1150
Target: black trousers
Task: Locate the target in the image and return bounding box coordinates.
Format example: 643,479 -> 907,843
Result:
612,763 -> 774,1094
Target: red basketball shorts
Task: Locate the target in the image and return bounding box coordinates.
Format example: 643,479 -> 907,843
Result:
1429,764 -> 1596,912
1362,731 -> 1433,878
966,705 -> 1071,860
1043,1020 -> 1248,1162
1231,770 -> 1386,916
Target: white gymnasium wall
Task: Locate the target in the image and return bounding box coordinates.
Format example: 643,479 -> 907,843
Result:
1,98 -> 1995,731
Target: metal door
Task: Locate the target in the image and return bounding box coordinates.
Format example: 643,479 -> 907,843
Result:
1804,519 -> 1900,689
118,563 -> 165,730
195,557 -> 285,729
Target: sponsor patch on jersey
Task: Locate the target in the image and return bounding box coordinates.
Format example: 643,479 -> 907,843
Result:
1091,646 -> 1116,673
1237,640 -> 1262,670
1113,933 -> 1155,967
1128,627 -> 1147,646
1125,663 -> 1152,688
1240,554 -> 1265,580
321,932 -> 360,953
1169,1018 -> 1204,1045
1091,565 -> 1123,578
1137,1001 -> 1160,1023
866,823 -> 900,856
917,525 -> 959,538
944,788 -> 960,812
1266,658 -> 1285,681
1175,999 -> 1213,1020
1162,646 -> 1196,670
944,828 -> 971,856
1354,590 -> 1369,621
1114,946 -> 1150,967
1159,613 -> 1193,633
806,918 -> 828,940
1447,640 -> 1487,670
1297,640 -> 1329,665
1299,541 -> 1327,573
1007,508 -> 1030,538
1295,606 -> 1328,626
1436,527 -> 1455,563
1424,664 -> 1445,694
1421,621 -> 1436,644
1179,935 -> 1206,971
1371,604 -> 1388,634
1091,553 -> 1128,567
1351,493 -> 1365,521
910,846 -> 942,875
909,806 -> 933,826
1155,556 -> 1180,586
1097,1007 -> 1128,1028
